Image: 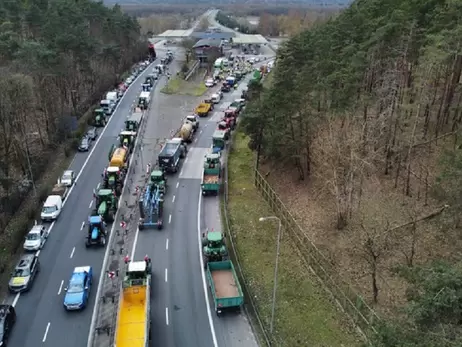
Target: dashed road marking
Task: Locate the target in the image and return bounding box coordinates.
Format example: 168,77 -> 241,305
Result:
70,247 -> 75,259
42,322 -> 51,342
58,280 -> 64,295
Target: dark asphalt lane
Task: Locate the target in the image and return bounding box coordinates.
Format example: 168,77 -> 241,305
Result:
6,57 -> 161,347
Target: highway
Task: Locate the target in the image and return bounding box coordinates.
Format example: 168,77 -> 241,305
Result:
4,9 -> 272,347
3,37 -> 185,347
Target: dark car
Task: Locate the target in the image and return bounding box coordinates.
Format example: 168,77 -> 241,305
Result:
78,137 -> 91,152
86,127 -> 98,141
0,305 -> 16,346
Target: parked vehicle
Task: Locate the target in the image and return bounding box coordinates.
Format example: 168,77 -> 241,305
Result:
8,253 -> 40,293
195,102 -> 212,117
60,170 -> 75,187
0,305 -> 16,346
158,138 -> 186,173
78,136 -> 91,151
23,224 -> 47,251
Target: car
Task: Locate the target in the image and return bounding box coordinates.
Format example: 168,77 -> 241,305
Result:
78,137 -> 91,152
23,224 -> 47,251
0,305 -> 16,346
205,78 -> 215,88
63,266 -> 93,311
60,170 -> 75,187
125,76 -> 134,85
8,253 -> 40,293
86,127 -> 98,140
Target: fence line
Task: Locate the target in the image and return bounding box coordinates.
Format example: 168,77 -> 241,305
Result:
253,169 -> 380,341
222,134 -> 273,346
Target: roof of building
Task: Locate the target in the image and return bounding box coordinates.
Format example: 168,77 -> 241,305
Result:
190,31 -> 235,40
193,38 -> 223,49
232,34 -> 268,45
157,29 -> 193,38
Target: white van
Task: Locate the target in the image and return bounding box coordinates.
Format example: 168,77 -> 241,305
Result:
106,91 -> 118,104
214,58 -> 224,69
211,93 -> 222,104
100,99 -> 115,115
41,195 -> 63,222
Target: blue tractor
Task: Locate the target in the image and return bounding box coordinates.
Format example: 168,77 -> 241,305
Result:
138,170 -> 166,230
86,216 -> 107,247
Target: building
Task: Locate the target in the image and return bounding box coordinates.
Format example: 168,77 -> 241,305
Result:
193,38 -> 224,64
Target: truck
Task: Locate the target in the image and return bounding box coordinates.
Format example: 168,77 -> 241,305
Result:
115,260 -> 152,347
185,115 -> 199,131
206,260 -> 244,316
195,102 -> 212,117
138,170 -> 166,230
175,122 -> 193,143
201,153 -> 221,196
158,138 -> 187,173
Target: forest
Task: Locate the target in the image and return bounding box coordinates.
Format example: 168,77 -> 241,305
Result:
0,0 -> 145,258
242,0 -> 462,345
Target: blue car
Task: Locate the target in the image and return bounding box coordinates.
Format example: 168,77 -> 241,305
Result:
63,266 -> 93,311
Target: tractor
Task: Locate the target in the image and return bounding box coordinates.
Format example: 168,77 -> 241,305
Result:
216,121 -> 231,140
102,166 -> 124,196
118,131 -> 136,153
201,230 -> 228,267
149,170 -> 167,195
92,188 -> 118,223
92,108 -> 107,127
86,215 -> 108,247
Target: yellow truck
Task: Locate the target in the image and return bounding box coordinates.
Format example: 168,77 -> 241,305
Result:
115,260 -> 151,347
195,102 -> 212,117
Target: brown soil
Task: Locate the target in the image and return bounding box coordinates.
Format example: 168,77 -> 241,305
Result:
212,270 -> 239,298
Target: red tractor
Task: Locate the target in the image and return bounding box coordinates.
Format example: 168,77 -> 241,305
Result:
223,110 -> 237,129
216,121 -> 231,140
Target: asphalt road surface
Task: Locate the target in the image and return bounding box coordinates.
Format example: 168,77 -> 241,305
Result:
3,41 -> 182,347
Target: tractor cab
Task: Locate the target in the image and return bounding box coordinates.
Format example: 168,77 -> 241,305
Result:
86,215 -> 107,247
93,108 -> 106,127
119,131 -> 136,152
103,166 -> 124,195
212,130 -> 226,153
201,230 -> 228,266
217,121 -> 231,139
221,116 -> 235,131
204,153 -> 221,169
123,261 -> 151,288
141,83 -> 151,92
150,170 -> 167,194
92,188 -> 118,223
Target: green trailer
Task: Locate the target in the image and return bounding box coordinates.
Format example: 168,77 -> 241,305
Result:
201,153 -> 221,196
206,260 -> 244,316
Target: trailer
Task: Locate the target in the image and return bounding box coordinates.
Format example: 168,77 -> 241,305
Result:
206,260 -> 244,316
201,153 -> 221,196
114,260 -> 151,347
138,171 -> 166,230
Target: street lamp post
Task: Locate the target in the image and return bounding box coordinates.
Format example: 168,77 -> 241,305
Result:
259,216 -> 282,334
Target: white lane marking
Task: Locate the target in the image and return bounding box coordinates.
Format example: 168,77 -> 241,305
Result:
172,195 -> 175,203
168,214 -> 172,224
180,169 -> 183,176
88,61 -> 156,347
200,130 -> 203,134
165,238 -> 169,250
184,157 -> 188,164
165,307 -> 169,325
70,247 -> 75,259
176,182 -> 179,189
58,280 -> 64,295
165,268 -> 168,282
42,322 -> 51,342
80,222 -> 85,231
36,250 -> 41,257
12,293 -> 20,307
97,183 -> 101,189
194,138 -> 197,143
197,189 -> 219,346
131,228 -> 140,261
89,200 -> 93,208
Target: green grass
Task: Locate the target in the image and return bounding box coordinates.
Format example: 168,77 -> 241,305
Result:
227,132 -> 361,347
161,77 -> 207,96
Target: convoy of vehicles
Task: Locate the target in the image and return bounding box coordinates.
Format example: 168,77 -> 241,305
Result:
4,44 -> 268,340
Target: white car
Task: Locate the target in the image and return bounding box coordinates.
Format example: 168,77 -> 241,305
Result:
23,224 -> 47,251
60,170 -> 75,187
205,78 -> 215,88
211,93 -> 222,104
125,76 -> 134,85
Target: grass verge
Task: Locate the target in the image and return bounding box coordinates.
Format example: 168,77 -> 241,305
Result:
161,76 -> 207,96
226,131 -> 361,347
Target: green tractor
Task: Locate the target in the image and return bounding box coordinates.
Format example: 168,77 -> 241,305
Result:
102,166 -> 124,196
92,188 -> 118,223
92,108 -> 107,127
201,230 -> 228,268
118,131 -> 137,153
149,170 -> 167,194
